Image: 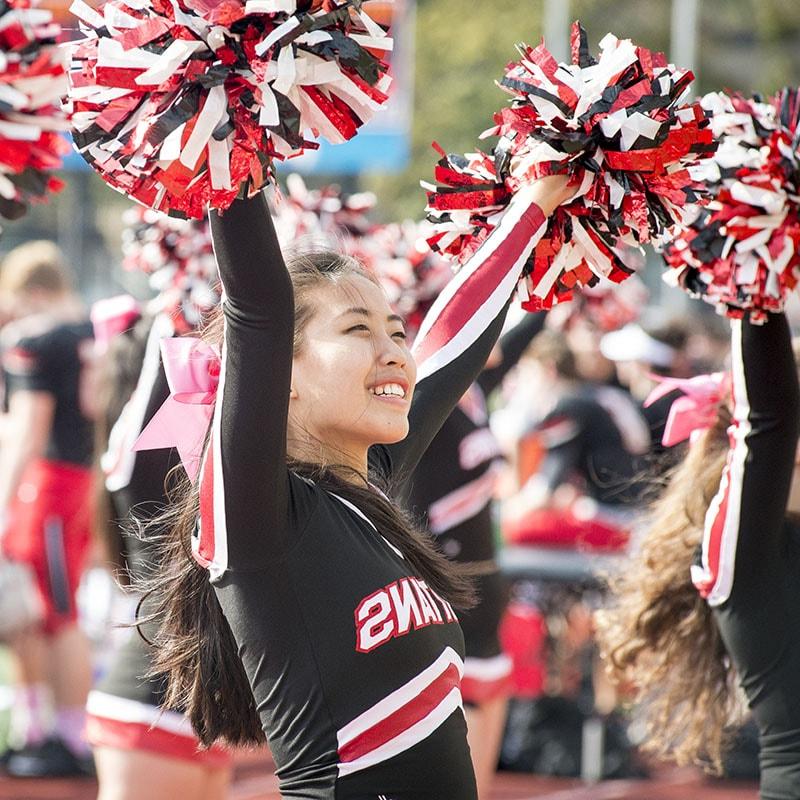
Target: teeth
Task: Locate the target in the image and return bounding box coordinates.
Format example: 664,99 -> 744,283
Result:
372,383 -> 406,398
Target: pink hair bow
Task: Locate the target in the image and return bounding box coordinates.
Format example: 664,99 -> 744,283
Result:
644,372 -> 729,447
133,337 -> 220,482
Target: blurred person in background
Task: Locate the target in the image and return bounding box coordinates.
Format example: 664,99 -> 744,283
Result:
596,312 -> 800,800
502,330 -> 649,551
88,308 -> 232,800
0,241 -> 96,776
491,281 -> 650,471
555,275 -> 650,389
684,312 -> 730,375
403,311 -> 546,798
600,318 -> 693,473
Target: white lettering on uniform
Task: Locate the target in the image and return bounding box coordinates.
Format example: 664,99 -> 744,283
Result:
354,576 -> 459,653
412,579 -> 440,624
388,579 -> 422,634
355,591 -> 394,653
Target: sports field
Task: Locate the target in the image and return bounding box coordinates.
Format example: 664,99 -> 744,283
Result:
0,753 -> 758,800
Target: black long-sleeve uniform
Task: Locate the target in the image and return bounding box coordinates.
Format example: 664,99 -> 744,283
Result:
200,192 -> 548,798
402,314 -> 545,700
694,314 -> 800,800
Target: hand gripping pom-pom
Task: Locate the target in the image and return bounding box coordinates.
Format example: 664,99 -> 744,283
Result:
661,89 -> 800,323
0,0 -> 70,225
422,21 -> 716,311
66,0 -> 393,218
121,206 -> 219,332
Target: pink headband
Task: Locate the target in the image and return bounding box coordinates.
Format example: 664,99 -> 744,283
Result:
644,372 -> 729,447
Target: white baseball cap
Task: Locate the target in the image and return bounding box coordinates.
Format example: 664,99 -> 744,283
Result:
600,323 -> 676,368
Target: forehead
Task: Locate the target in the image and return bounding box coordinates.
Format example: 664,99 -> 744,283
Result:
309,273 -> 394,319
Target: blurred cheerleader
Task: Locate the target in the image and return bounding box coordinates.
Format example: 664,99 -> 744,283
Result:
597,312 -> 800,800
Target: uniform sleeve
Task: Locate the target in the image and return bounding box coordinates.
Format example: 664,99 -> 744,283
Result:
371,197 -> 549,484
2,335 -> 57,397
198,194 -> 295,579
477,311 -> 547,396
693,313 -> 800,607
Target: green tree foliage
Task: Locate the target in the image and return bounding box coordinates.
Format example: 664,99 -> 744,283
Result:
365,0 -> 545,220
364,0 -> 800,222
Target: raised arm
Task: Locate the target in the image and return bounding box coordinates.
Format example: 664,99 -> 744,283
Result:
693,313 -> 800,606
374,178 -> 572,482
198,194 -> 294,579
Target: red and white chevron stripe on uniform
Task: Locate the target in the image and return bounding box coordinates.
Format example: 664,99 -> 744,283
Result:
428,463 -> 503,534
336,647 -> 464,776
692,319 -> 750,606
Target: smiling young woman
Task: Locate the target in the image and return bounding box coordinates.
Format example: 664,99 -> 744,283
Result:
144,175 -> 573,800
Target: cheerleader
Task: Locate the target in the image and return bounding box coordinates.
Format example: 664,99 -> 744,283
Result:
143,176 -> 573,799
0,242 -> 95,776
597,312 -> 800,800
88,312 -> 231,800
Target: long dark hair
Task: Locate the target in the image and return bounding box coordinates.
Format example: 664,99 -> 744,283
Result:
143,248 -> 477,747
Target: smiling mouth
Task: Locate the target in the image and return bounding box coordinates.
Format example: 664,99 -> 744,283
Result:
370,382 -> 407,399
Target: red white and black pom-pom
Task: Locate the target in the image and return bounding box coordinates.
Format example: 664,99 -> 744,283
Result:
67,0 -> 392,219
121,206 -> 219,332
423,22 -> 716,311
0,0 -> 69,224
662,90 -> 800,322
275,171 -> 376,242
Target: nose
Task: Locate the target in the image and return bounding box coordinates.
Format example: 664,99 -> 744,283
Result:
378,331 -> 407,367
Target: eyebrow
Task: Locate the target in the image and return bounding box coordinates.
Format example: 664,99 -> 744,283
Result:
339,307 -> 406,325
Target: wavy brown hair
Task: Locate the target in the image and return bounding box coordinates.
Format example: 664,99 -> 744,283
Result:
142,247 -> 478,748
595,406 -> 744,773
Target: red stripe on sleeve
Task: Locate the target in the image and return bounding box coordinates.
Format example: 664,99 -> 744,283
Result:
195,439 -> 216,568
413,202 -> 547,368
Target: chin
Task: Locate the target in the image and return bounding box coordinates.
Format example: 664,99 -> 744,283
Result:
366,419 -> 409,446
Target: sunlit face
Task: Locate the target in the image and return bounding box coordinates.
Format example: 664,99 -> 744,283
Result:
288,274 -> 417,468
